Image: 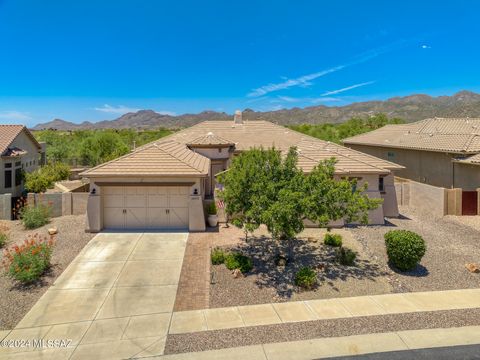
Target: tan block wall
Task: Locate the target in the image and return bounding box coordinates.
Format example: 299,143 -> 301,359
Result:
446,188 -> 462,215
408,181 -> 447,217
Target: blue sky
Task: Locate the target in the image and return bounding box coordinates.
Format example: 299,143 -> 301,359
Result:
0,0 -> 479,126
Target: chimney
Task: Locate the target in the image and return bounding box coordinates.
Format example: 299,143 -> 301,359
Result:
234,110 -> 243,124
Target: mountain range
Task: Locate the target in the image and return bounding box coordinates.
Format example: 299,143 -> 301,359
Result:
32,90 -> 480,131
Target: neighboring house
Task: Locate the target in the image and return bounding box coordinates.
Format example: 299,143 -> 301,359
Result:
81,112 -> 403,232
343,117 -> 480,215
0,125 -> 46,197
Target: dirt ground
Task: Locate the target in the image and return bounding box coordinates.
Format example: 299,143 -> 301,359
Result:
0,215 -> 94,330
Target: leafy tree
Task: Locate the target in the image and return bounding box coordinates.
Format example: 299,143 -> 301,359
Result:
218,147 -> 382,240
288,113 -> 404,144
24,163 -> 71,193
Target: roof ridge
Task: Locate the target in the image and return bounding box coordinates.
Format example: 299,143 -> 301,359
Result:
463,134 -> 478,152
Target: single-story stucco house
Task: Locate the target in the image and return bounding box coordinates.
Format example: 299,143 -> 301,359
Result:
81,112 -> 404,232
1,125 -> 46,197
343,117 -> 480,215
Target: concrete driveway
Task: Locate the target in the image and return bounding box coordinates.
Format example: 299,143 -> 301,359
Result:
1,232 -> 188,360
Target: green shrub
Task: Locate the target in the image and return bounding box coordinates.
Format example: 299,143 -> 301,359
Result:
206,202 -> 217,215
224,252 -> 253,273
324,233 -> 342,247
336,247 -> 356,266
24,163 -> 71,193
3,235 -> 55,284
20,204 -> 50,230
0,234 -> 7,248
294,267 -> 317,289
384,230 -> 426,271
211,248 -> 226,265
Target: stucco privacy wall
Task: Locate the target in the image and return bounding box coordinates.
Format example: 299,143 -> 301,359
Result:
26,193 -> 89,217
0,194 -> 11,220
394,180 -> 447,217
347,144 -> 480,190
86,176 -> 206,232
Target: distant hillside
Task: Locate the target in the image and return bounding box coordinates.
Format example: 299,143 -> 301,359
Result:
32,90 -> 480,130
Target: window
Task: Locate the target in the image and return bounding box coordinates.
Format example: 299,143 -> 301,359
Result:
15,161 -> 21,167
379,177 -> 385,192
15,168 -> 22,186
4,170 -> 12,188
5,163 -> 12,168
387,152 -> 395,160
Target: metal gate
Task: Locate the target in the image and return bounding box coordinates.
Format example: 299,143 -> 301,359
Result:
462,191 -> 478,216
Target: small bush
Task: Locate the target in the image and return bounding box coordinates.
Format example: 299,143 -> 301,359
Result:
324,233 -> 342,247
0,225 -> 8,248
384,230 -> 426,271
2,234 -> 55,284
20,204 -> 50,230
295,267 -> 317,289
225,252 -> 253,273
211,248 -> 226,265
206,202 -> 217,215
24,163 -> 71,193
336,247 -> 356,266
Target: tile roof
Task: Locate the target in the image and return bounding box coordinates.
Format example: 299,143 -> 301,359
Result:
187,132 -> 235,147
343,118 -> 480,153
81,140 -> 210,177
454,153 -> 480,166
83,120 -> 403,177
0,125 -> 41,155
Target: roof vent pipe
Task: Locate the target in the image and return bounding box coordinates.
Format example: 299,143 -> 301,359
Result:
234,110 -> 243,125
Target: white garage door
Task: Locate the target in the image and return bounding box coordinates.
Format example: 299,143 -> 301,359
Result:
103,186 -> 189,230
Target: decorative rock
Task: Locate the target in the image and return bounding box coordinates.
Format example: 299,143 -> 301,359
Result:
232,269 -> 243,278
48,228 -> 58,235
307,237 -> 317,243
466,263 -> 480,273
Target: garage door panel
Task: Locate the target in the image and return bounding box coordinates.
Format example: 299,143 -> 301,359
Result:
104,208 -> 125,229
169,194 -> 189,208
148,194 -> 168,208
147,208 -> 169,228
126,208 -> 147,228
104,195 -> 124,208
125,194 -> 146,208
170,208 -> 188,228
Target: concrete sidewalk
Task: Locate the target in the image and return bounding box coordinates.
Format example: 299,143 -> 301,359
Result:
169,288 -> 480,334
153,325 -> 480,359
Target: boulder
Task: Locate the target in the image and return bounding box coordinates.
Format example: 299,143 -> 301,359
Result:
465,263 -> 480,273
48,228 -> 58,235
233,269 -> 243,278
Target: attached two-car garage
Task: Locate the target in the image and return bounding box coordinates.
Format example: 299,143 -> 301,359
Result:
102,185 -> 190,230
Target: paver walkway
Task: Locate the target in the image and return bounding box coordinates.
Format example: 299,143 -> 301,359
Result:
0,232 -> 188,360
169,288 -> 480,333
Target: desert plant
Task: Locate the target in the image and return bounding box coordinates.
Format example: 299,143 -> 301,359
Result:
206,202 -> 217,215
20,204 -> 50,229
24,163 -> 71,193
336,247 -> 356,266
294,267 -> 317,289
384,230 -> 426,271
224,252 -> 253,273
0,225 -> 8,248
324,233 -> 342,247
211,247 -> 226,265
2,234 -> 55,284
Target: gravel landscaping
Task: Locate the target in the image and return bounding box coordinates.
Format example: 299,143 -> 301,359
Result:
0,215 -> 94,330
210,226 -> 393,307
349,206 -> 480,293
209,205 -> 480,308
164,307 -> 480,354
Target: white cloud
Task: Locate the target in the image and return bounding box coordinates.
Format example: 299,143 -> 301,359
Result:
247,41 -> 405,98
94,104 -> 176,116
94,104 -> 140,114
0,110 -> 32,122
310,97 -> 341,103
421,44 -> 431,49
321,81 -> 375,96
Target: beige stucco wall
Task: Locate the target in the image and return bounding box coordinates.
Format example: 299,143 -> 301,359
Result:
454,163 -> 480,191
346,144 -> 461,189
191,147 -> 231,160
85,176 -> 206,232
409,181 -> 447,217
1,131 -> 42,197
